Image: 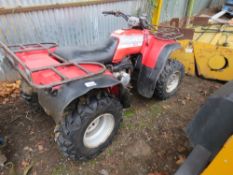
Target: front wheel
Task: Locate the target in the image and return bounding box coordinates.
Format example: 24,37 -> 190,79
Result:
154,59 -> 184,100
54,93 -> 123,160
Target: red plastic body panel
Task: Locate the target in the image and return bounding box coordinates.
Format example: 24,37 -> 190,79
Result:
111,29 -> 143,63
31,64 -> 106,86
15,48 -> 57,69
112,29 -> 176,68
141,30 -> 176,68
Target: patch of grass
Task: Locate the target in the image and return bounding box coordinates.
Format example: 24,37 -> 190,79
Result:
121,104 -> 162,131
107,148 -> 113,156
126,123 -> 135,130
149,104 -> 162,116
120,120 -> 135,130
138,122 -> 147,130
132,104 -> 162,130
89,159 -> 97,166
51,165 -> 70,175
120,122 -> 126,129
123,108 -> 135,119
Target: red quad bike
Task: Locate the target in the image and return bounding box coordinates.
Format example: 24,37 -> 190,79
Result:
0,11 -> 184,160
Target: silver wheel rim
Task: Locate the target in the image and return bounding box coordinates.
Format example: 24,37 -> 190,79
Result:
166,71 -> 180,93
83,113 -> 115,148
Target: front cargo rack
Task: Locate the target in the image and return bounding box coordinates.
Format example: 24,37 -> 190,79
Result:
0,41 -> 106,89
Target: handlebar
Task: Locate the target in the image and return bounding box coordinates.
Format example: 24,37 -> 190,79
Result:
102,11 -> 129,21
102,10 -> 184,39
102,11 -> 116,15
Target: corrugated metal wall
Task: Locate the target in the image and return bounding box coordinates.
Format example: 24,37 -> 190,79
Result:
0,0 -> 149,81
193,0 -> 223,14
0,0 -> 149,46
0,0 -> 225,81
193,0 -> 212,15
160,0 -> 223,22
0,0 -> 223,47
160,0 -> 189,22
210,0 -> 225,6
0,0 -> 79,7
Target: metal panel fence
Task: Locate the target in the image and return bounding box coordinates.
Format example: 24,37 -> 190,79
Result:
0,0 -> 149,81
0,0 -> 225,81
192,0 -> 223,15
160,0 -> 223,22
0,0 -> 149,46
160,0 -> 189,22
0,0 -> 79,7
0,0 -> 224,48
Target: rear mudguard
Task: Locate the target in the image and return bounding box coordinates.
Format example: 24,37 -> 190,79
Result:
137,43 -> 180,98
186,81 -> 233,158
38,75 -> 129,123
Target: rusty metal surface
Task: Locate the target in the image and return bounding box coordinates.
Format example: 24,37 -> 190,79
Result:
193,17 -> 210,26
179,28 -> 195,40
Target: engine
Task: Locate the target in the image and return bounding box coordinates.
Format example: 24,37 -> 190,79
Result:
113,71 -> 131,86
111,58 -> 133,87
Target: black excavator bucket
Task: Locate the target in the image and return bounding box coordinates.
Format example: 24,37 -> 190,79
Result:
175,81 -> 233,175
186,81 -> 233,157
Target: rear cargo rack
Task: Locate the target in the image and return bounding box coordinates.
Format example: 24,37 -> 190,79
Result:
0,41 -> 106,89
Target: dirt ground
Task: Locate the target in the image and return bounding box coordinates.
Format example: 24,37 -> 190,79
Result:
0,76 -> 222,175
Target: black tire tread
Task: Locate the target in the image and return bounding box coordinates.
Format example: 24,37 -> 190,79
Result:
54,93 -> 122,160
154,59 -> 184,100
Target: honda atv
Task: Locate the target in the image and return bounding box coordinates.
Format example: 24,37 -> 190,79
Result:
0,11 -> 184,160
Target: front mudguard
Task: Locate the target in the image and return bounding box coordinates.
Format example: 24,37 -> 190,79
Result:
137,43 -> 180,98
38,75 -> 129,123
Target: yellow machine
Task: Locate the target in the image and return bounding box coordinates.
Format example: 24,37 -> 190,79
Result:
175,135 -> 233,175
151,0 -> 163,25
151,0 -> 233,82
201,136 -> 233,175
175,80 -> 233,175
171,24 -> 233,81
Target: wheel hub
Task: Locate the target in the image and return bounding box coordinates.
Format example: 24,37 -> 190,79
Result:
166,71 -> 180,93
83,113 -> 115,148
86,118 -> 100,133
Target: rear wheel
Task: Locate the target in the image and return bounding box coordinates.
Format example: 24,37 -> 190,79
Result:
154,59 -> 184,100
54,92 -> 123,160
